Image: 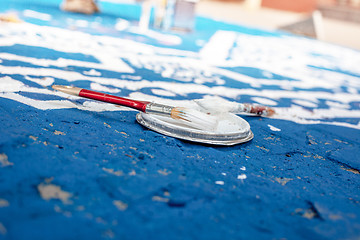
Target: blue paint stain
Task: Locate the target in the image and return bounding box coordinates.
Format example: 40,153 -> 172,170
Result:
0,0 -> 359,239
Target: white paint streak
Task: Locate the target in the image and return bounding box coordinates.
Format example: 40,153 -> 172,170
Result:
293,99 -> 318,108
25,76 -> 54,86
0,53 -> 132,73
325,100 -> 350,109
0,92 -> 76,110
23,10 -> 52,21
0,77 -> 26,92
251,97 -> 277,106
268,124 -> 281,132
151,89 -> 176,97
90,83 -> 120,93
82,100 -> 124,111
127,26 -> 182,45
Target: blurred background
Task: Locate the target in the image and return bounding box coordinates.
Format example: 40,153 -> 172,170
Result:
3,0 -> 359,49
196,0 -> 360,50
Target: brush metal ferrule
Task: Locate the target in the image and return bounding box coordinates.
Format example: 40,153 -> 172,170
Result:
145,102 -> 174,117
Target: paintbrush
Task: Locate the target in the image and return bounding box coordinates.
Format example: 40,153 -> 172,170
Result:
195,98 -> 275,117
52,85 -> 218,131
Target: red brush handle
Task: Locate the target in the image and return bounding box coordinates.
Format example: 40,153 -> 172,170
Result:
79,89 -> 148,112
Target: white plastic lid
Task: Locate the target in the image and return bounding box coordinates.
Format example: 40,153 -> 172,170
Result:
136,112 -> 253,145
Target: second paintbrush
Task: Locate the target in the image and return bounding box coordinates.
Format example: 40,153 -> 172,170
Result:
195,97 -> 275,117
52,85 -> 218,131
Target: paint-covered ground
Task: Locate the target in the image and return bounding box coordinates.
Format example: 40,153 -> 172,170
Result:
0,0 -> 360,239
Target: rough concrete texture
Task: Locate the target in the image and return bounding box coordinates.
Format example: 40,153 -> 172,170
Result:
0,0 -> 359,239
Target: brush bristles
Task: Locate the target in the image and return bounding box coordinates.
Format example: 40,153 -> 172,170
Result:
171,107 -> 218,131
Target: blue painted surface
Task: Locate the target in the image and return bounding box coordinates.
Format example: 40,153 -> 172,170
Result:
0,0 -> 360,239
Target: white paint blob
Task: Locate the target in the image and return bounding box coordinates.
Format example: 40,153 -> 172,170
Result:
115,18 -> 130,31
215,181 -> 225,185
237,174 -> 247,180
83,69 -> 101,76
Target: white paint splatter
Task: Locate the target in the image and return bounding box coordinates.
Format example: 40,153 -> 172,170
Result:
84,69 -> 101,76
102,167 -> 123,176
113,200 -> 128,211
268,124 -> 281,132
0,24 -> 359,130
37,183 -> 73,204
152,196 -> 169,203
0,92 -> 77,110
0,199 -> 9,208
0,154 -> 13,167
215,181 -> 225,185
237,174 -> 247,180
